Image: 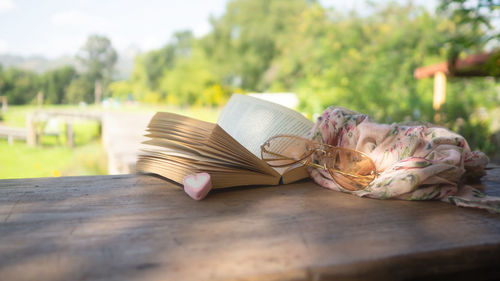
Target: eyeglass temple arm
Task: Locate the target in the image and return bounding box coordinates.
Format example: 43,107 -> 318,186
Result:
261,150 -> 374,180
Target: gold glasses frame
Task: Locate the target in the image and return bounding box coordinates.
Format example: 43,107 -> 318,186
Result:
260,134 -> 378,191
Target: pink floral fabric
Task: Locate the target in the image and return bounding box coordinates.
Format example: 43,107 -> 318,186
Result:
309,106 -> 500,213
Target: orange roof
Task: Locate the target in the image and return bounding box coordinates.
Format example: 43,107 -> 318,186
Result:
414,52 -> 499,79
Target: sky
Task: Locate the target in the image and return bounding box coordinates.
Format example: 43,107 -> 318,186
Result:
0,0 -> 438,58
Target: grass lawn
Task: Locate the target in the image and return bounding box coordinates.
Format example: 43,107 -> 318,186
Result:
0,103 -> 221,179
0,140 -> 107,179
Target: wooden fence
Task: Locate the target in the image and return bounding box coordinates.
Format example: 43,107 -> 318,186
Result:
26,111 -> 102,147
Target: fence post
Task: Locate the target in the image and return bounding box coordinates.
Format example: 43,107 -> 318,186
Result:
26,114 -> 37,146
1,96 -> 7,113
433,71 -> 446,122
66,121 -> 74,148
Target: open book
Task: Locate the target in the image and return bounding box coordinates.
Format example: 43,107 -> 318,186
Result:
136,94 -> 314,188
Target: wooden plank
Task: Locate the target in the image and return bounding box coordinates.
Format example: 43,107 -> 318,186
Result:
31,110 -> 103,122
0,125 -> 27,139
0,171 -> 499,281
0,124 -> 27,145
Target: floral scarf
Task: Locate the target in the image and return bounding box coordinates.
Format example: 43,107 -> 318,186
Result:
309,106 -> 499,213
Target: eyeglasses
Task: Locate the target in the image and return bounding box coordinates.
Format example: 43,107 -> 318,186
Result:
260,135 -> 377,191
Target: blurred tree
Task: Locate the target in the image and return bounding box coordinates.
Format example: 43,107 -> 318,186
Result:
141,30 -> 193,90
435,0 -> 500,154
201,0 -> 312,91
269,4 -> 452,121
159,46 -> 217,105
65,75 -> 94,104
129,55 -> 155,102
77,35 -> 117,102
108,80 -> 132,100
0,67 -> 39,105
438,0 -> 500,59
129,31 -> 195,103
41,66 -> 77,104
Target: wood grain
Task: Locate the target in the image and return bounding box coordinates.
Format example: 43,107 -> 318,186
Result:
0,171 -> 499,281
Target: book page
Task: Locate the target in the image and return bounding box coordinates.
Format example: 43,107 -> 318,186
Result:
137,111 -> 283,188
217,94 -> 314,158
144,112 -> 277,175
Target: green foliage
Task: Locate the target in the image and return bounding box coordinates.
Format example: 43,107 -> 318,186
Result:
77,34 -> 117,81
141,31 -> 193,90
456,119 -> 496,155
438,0 -> 500,57
0,67 -> 39,105
128,0 -> 312,106
129,33 -> 234,106
129,31 -> 199,104
65,75 -> 94,104
201,0 -> 310,91
108,80 -> 132,100
0,35 -> 119,105
128,55 -> 163,103
41,66 -> 77,104
269,4 -> 448,121
77,34 -> 117,101
159,46 -> 219,106
0,65 -> 83,105
442,77 -> 499,154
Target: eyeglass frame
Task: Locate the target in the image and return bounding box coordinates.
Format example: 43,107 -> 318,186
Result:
260,134 -> 378,190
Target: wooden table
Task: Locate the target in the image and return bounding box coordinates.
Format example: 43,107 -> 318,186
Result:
1,168 -> 500,281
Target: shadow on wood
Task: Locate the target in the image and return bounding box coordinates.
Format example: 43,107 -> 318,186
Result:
0,169 -> 499,281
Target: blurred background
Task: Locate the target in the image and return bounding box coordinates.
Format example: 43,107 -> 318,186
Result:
0,0 -> 499,179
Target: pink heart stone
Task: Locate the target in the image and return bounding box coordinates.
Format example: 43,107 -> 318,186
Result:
183,172 -> 212,200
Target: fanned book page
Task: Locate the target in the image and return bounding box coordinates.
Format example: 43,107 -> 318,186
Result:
217,94 -> 314,177
217,94 -> 314,158
137,111 -> 280,188
137,94 -> 315,189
